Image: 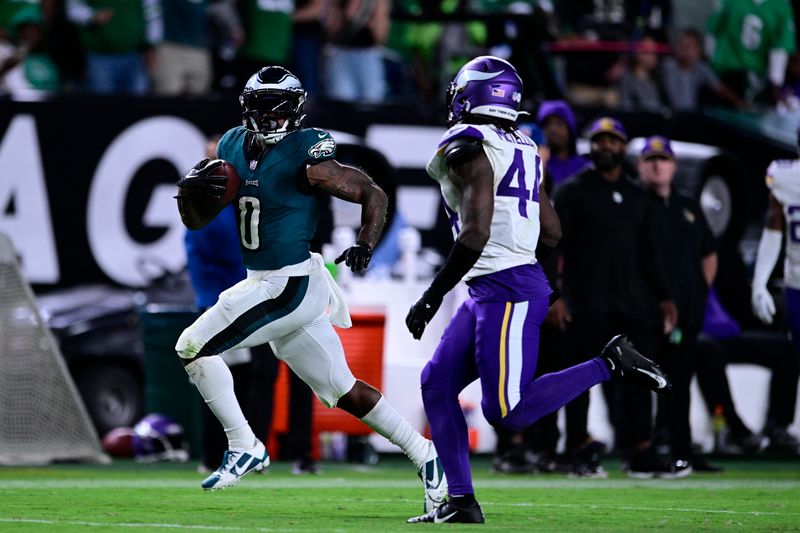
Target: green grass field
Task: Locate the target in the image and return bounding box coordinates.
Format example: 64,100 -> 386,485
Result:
0,457 -> 798,532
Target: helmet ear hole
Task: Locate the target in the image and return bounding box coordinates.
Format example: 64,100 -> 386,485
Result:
447,55 -> 523,125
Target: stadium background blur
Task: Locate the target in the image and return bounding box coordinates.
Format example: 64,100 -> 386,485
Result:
2,0 -> 800,471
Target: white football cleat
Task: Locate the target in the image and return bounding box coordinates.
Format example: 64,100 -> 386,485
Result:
201,439 -> 269,490
418,441 -> 448,513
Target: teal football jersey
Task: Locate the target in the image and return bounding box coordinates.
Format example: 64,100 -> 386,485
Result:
217,127 -> 337,270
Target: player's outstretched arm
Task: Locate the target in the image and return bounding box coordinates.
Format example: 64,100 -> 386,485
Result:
307,159 -> 388,271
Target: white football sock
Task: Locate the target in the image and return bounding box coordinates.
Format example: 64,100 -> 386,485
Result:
360,396 -> 429,468
185,355 -> 256,451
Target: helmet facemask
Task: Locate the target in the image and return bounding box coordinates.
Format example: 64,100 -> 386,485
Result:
240,67 -> 307,144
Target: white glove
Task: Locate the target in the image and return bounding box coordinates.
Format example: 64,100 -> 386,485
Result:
752,286 -> 776,325
752,228 -> 782,325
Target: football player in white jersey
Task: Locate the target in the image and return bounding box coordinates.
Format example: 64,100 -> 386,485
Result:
404,56 -> 671,523
751,157 -> 800,451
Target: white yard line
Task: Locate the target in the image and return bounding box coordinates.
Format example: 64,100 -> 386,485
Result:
0,478 -> 798,490
0,518 -> 277,531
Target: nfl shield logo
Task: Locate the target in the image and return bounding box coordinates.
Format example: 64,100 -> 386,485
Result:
491,88 -> 505,97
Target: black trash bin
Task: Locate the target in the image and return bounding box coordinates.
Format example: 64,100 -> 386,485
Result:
139,304 -> 202,459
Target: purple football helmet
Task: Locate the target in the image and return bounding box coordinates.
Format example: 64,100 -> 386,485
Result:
132,413 -> 189,463
446,56 -> 524,125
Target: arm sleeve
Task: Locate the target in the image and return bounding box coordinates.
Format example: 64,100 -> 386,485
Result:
143,0 -> 164,44
753,228 -> 782,289
66,0 -> 95,26
769,49 -> 789,86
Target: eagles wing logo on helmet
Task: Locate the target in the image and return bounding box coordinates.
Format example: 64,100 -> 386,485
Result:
308,138 -> 336,159
240,66 -> 307,144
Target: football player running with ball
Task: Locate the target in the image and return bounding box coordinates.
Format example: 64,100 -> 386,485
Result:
405,56 -> 672,523
174,66 -> 447,514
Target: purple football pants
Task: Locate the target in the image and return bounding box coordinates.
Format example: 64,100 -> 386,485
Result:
420,294 -> 610,496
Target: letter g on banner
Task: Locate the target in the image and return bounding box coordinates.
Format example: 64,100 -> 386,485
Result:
87,117 -> 206,287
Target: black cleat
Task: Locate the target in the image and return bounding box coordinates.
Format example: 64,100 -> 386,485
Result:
407,498 -> 485,524
602,335 -> 672,396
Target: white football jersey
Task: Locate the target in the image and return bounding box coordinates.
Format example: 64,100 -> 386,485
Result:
427,123 -> 543,280
766,159 -> 800,289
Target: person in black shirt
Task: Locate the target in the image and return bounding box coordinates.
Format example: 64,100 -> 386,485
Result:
553,117 -> 678,477
639,136 -> 718,475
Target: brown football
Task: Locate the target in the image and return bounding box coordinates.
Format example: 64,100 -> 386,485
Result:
216,160 -> 241,207
101,427 -> 136,457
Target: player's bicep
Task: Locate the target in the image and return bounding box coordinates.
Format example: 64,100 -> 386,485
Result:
307,159 -> 376,203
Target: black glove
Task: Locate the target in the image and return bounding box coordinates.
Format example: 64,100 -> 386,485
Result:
405,290 -> 444,340
176,158 -> 227,200
334,240 -> 372,272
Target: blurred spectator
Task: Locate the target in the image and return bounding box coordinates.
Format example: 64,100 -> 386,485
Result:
234,0 -> 293,86
0,0 -> 40,39
66,0 -> 159,95
707,0 -> 796,105
618,36 -> 665,112
661,27 -> 744,111
639,136 -> 718,475
555,0 -> 672,39
151,0 -> 212,96
0,5 -> 59,100
482,1 -> 563,102
292,0 -> 325,97
206,0 -> 244,91
552,117 -> 677,478
536,100 -> 590,188
324,0 -> 390,103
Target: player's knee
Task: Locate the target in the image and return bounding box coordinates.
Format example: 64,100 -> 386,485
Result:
481,402 -> 518,430
420,360 -> 445,391
496,415 -> 525,432
175,329 -> 202,360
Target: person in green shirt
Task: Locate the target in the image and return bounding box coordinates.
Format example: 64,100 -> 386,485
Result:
234,0 -> 293,88
0,4 -> 59,99
707,0 -> 797,104
151,0 -> 212,95
66,0 -> 160,94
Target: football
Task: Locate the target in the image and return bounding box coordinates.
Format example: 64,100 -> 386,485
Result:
101,426 -> 136,457
176,159 -> 241,230
216,160 -> 240,208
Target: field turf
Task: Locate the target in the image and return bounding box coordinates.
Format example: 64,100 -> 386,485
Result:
0,456 -> 798,531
